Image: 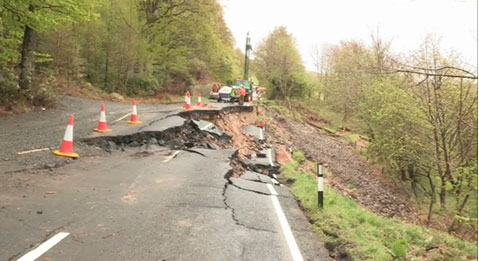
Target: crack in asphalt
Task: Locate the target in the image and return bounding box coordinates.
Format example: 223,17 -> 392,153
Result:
181,149 -> 207,157
222,170 -> 276,234
228,182 -> 271,196
137,114 -> 180,131
241,176 -> 270,184
227,178 -> 293,199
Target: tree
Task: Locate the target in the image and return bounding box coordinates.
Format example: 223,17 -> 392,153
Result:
1,0 -> 94,96
407,36 -> 478,210
322,41 -> 371,121
254,26 -> 306,105
358,36 -> 477,230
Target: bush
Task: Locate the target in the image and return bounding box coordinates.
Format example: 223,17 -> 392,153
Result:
292,148 -> 306,164
0,70 -> 20,105
390,239 -> 407,259
126,75 -> 161,96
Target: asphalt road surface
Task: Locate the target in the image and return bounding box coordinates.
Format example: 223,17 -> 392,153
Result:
0,98 -> 330,260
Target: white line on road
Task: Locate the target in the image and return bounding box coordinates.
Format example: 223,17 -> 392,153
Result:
17,232 -> 70,261
200,123 -> 214,131
17,148 -> 50,155
267,149 -> 275,167
111,112 -> 131,123
271,174 -> 284,186
266,184 -> 303,261
163,150 -> 181,162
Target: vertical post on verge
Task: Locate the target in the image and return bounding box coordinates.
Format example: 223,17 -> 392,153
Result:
317,163 -> 324,209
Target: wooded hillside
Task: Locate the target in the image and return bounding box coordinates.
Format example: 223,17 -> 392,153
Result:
0,0 -> 240,106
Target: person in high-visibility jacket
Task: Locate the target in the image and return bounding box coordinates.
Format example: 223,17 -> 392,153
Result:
238,85 -> 246,105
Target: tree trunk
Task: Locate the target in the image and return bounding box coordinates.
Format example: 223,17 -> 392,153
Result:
426,170 -> 436,226
447,194 -> 469,233
19,5 -> 37,93
408,165 -> 419,201
439,177 -> 447,209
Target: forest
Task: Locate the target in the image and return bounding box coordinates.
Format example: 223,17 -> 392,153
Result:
0,0 -> 241,106
253,27 -> 478,238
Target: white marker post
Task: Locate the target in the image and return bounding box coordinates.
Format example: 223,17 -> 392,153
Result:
317,163 -> 324,209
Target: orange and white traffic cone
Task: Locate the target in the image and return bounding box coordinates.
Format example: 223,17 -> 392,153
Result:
53,115 -> 79,158
184,91 -> 192,111
94,104 -> 112,132
128,100 -> 142,124
197,93 -> 203,107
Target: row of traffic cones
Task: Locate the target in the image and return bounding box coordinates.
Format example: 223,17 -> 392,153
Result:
53,100 -> 142,159
56,91 -> 208,159
184,91 -> 204,111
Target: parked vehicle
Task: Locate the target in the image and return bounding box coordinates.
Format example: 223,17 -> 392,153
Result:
209,82 -> 221,100
217,86 -> 233,102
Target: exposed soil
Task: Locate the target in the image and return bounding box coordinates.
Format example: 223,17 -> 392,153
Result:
212,110 -> 262,158
262,107 -> 418,221
180,106 -> 275,177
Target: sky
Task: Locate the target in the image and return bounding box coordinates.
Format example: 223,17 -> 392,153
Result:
219,0 -> 478,72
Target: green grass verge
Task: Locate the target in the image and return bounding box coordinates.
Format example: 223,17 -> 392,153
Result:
281,154 -> 478,261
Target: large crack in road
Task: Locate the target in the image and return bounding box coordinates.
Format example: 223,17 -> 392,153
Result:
1,103 -> 332,261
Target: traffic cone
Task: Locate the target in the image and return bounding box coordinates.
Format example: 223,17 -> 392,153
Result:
184,91 -> 192,111
128,100 -> 142,124
94,104 -> 112,132
53,115 -> 79,158
197,93 -> 203,107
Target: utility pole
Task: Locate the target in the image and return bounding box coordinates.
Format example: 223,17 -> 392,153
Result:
243,32 -> 252,81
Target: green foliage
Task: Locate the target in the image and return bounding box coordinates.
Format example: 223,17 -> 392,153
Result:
0,0 -> 241,106
0,70 -> 20,104
1,0 -> 95,32
321,41 -> 373,121
292,148 -> 306,164
0,0 -> 96,105
254,26 -> 306,101
281,155 -> 478,260
390,239 -> 407,259
312,36 -> 478,232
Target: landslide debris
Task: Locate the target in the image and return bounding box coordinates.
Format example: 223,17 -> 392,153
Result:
263,107 -> 417,221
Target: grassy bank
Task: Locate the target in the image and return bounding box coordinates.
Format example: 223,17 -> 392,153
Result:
281,150 -> 478,260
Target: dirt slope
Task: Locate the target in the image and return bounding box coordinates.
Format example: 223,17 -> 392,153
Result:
264,107 -> 418,221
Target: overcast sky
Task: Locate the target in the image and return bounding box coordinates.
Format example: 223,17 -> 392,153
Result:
220,0 -> 477,71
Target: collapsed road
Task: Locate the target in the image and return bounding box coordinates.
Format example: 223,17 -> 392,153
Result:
0,100 -> 331,261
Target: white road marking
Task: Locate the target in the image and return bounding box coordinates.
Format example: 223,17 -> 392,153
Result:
163,150 -> 181,163
111,113 -> 131,123
200,123 -> 214,131
267,149 -> 275,167
266,184 -> 303,261
272,174 -> 283,186
17,148 -> 50,155
17,232 -> 70,261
